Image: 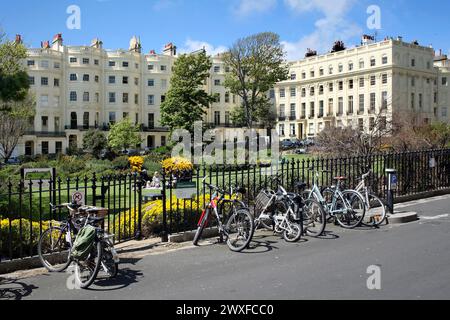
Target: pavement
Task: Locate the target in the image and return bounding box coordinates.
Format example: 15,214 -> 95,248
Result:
1,194 -> 450,300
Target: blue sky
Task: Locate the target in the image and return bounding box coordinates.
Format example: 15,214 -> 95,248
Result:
0,0 -> 449,60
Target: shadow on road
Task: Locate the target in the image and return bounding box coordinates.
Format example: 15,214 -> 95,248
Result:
245,234 -> 280,253
0,278 -> 38,300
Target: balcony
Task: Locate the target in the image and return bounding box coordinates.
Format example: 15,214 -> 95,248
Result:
289,116 -> 296,121
357,110 -> 365,115
25,131 -> 66,138
278,116 -> 286,122
65,125 -> 99,131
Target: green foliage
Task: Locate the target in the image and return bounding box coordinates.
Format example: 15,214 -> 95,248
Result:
83,129 -> 108,158
223,32 -> 289,128
112,156 -> 130,170
143,157 -> 162,173
160,51 -> 215,133
107,118 -> 142,151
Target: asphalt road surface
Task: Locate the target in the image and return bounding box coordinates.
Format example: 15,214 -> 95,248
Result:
1,195 -> 450,300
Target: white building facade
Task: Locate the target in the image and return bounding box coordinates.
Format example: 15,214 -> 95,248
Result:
13,34 -> 450,156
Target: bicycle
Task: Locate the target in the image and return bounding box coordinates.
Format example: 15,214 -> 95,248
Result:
37,202 -> 85,272
72,213 -> 119,289
193,178 -> 254,252
253,177 -> 303,242
355,170 -> 387,227
302,169 -> 366,229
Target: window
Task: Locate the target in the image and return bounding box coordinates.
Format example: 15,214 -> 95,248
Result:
338,97 -> 343,115
348,96 -> 354,114
82,58 -> 89,64
338,81 -> 343,90
310,87 -> 315,96
135,94 -> 139,105
225,92 -> 230,103
148,113 -> 155,128
370,93 -> 376,111
310,70 -> 315,78
309,102 -> 315,118
382,55 -> 388,64
70,91 -> 77,102
29,76 -> 35,85
94,59 -> 99,66
290,87 -> 296,97
70,57 -> 77,63
123,93 -> 129,103
359,77 -> 365,88
41,60 -> 49,68
109,76 -> 116,84
370,75 -> 376,86
382,91 -> 388,109
123,76 -> 128,84
214,79 -> 221,86
148,95 -> 155,105
279,104 -> 285,118
148,79 -> 155,87
359,94 -> 365,112
214,112 -> 221,126
269,90 -> 275,99
290,124 -> 296,137
214,66 -> 220,73
329,83 -> 333,92
41,77 -> 48,86
301,88 -> 306,97
369,118 -> 375,131
54,62 -> 60,69
225,111 -> 230,125
427,61 -> 431,69
329,66 -> 334,75
122,61 -> 129,68
348,62 -> 354,71
302,72 -> 306,79
280,89 -> 285,98
25,141 -> 34,156
95,75 -> 99,83
279,124 -> 285,137
95,93 -> 99,103
319,68 -> 324,76
109,61 -> 116,67
70,74 -> 77,81
349,79 -> 354,89
55,142 -> 63,154
52,78 -> 59,87
70,113 -> 78,129
123,112 -> 129,120
83,74 -> 89,82
83,112 -> 90,128
301,103 -> 306,118
135,63 -> 139,69
134,78 -> 139,86
442,77 -> 448,86
434,92 -> 438,103
109,92 -> 116,103
359,59 -> 364,69
40,95 -> 49,107
319,101 -> 324,118
148,64 -> 154,71
411,59 -> 415,67
41,142 -> 49,155
291,73 -> 297,80
382,74 -> 388,84
27,60 -> 35,66
290,103 -> 296,118
83,92 -> 90,102
161,95 -> 166,103
419,93 -> 423,108
338,64 -> 343,72
411,77 -> 415,87
109,112 -> 116,125
358,119 -> 364,132
319,85 -> 324,95
370,57 -> 376,67
161,65 -> 167,71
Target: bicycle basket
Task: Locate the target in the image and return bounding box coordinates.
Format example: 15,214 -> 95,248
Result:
71,225 -> 96,261
255,190 -> 275,214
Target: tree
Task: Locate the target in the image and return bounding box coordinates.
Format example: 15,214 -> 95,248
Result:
223,32 -> 289,129
0,32 -> 34,163
107,118 -> 142,152
83,129 -> 108,158
0,95 -> 35,163
160,50 -> 215,133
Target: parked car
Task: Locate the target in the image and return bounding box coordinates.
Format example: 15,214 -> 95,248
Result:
294,148 -> 307,155
121,149 -> 140,157
290,138 -> 304,147
6,157 -> 21,165
303,138 -> 315,146
281,139 -> 295,150
140,147 -> 154,156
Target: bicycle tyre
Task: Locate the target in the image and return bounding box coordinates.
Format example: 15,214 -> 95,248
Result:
225,208 -> 255,252
193,209 -> 209,246
334,190 -> 366,229
303,198 -> 327,237
362,193 -> 387,227
38,226 -> 72,272
74,240 -> 103,289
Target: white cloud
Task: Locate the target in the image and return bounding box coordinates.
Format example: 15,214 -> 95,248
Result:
282,0 -> 362,60
233,0 -> 277,17
179,39 -> 228,56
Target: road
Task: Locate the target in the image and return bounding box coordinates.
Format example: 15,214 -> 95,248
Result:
1,195 -> 450,300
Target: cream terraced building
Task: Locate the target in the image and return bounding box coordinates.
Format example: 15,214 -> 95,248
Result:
273,37 -> 450,139
12,34 -> 450,156
17,34 -> 235,157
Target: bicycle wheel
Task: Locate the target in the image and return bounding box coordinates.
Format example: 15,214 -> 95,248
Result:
101,244 -> 119,278
74,240 -> 102,289
283,223 -> 302,242
302,199 -> 327,237
362,194 -> 387,227
334,190 -> 366,229
193,209 -> 209,246
38,226 -> 73,272
301,189 -> 318,202
225,208 -> 254,252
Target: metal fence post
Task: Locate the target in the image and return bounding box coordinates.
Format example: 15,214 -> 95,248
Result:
161,171 -> 169,243
386,168 -> 397,214
135,177 -> 143,240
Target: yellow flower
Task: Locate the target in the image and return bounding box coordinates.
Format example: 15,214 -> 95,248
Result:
161,157 -> 193,175
129,156 -> 145,173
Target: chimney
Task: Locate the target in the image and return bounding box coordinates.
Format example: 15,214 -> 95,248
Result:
51,33 -> 63,50
163,42 -> 177,56
15,34 -> 22,44
361,34 -> 374,45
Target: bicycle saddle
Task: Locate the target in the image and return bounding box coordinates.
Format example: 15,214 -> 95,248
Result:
334,176 -> 347,181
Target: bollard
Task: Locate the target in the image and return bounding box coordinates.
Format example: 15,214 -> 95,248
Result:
385,169 -> 397,214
